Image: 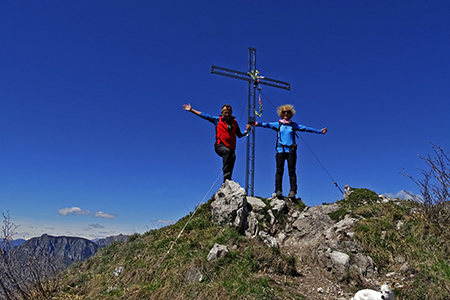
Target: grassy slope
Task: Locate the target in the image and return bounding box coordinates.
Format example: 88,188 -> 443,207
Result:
54,199 -> 303,300
53,189 -> 450,300
335,188 -> 450,300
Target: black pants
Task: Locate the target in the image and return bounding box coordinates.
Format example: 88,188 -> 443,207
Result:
215,144 -> 236,182
275,150 -> 297,193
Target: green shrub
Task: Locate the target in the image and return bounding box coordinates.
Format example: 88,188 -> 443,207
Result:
347,188 -> 379,208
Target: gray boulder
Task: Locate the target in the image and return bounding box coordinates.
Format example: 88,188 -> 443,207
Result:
207,243 -> 229,262
351,253 -> 376,278
270,198 -> 288,214
245,211 -> 260,238
317,248 -> 350,281
258,231 -> 279,248
211,180 -> 248,233
184,266 -> 204,283
246,196 -> 266,210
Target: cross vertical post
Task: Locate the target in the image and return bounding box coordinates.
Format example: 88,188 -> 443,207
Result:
246,48 -> 257,197
211,47 -> 290,196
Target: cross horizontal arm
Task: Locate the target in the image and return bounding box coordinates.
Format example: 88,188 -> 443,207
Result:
211,65 -> 249,81
258,76 -> 290,91
211,65 -> 290,91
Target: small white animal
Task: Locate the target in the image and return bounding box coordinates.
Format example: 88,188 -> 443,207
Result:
351,284 -> 395,300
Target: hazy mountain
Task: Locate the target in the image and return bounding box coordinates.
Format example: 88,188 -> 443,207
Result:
94,233 -> 129,248
11,234 -> 98,270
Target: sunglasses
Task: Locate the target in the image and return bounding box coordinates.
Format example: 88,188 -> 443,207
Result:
282,111 -> 291,114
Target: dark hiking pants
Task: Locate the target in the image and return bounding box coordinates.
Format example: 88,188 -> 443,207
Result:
275,150 -> 297,193
215,144 -> 236,182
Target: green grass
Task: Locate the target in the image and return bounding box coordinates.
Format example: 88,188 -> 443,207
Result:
54,198 -> 305,300
350,198 -> 450,299
53,188 -> 450,300
326,187 -> 450,299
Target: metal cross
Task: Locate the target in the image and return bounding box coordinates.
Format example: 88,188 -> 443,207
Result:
211,47 -> 290,196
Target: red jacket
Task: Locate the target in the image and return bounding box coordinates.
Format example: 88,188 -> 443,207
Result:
200,113 -> 246,150
215,116 -> 239,149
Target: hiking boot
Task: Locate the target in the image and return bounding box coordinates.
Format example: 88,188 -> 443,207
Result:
276,190 -> 283,199
288,191 -> 296,200
223,172 -> 232,182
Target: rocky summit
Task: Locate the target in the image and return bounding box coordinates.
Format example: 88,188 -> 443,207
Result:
31,180 -> 440,299
209,180 -> 408,300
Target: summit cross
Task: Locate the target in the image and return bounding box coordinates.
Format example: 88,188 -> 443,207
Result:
211,47 -> 290,196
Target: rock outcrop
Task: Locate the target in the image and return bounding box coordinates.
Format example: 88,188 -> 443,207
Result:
210,180 -> 248,233
209,180 -> 401,298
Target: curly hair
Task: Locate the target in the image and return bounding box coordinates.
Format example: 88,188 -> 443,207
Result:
277,104 -> 296,117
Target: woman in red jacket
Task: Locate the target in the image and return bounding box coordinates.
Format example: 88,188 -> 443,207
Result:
183,103 -> 251,182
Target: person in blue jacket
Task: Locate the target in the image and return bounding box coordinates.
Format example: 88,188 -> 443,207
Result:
254,104 -> 327,200
183,103 -> 251,182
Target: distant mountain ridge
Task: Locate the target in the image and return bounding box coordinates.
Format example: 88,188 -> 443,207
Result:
9,233 -> 129,249
12,238 -> 26,247
94,234 -> 129,248
1,238 -> 26,248
10,233 -> 129,271
12,234 -> 98,270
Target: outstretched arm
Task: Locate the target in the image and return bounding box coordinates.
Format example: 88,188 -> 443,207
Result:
295,123 -> 327,134
254,121 -> 279,130
183,103 -> 201,117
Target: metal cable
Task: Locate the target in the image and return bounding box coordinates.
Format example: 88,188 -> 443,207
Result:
156,133 -> 249,269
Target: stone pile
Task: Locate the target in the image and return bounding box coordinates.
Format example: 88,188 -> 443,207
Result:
207,180 -> 406,298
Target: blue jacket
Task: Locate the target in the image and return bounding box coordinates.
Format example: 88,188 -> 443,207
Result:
256,121 -> 322,153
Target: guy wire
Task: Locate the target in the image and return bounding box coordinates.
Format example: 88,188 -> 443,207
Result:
156,132 -> 249,270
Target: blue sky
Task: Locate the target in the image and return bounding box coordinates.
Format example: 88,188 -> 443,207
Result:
1,1 -> 449,240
